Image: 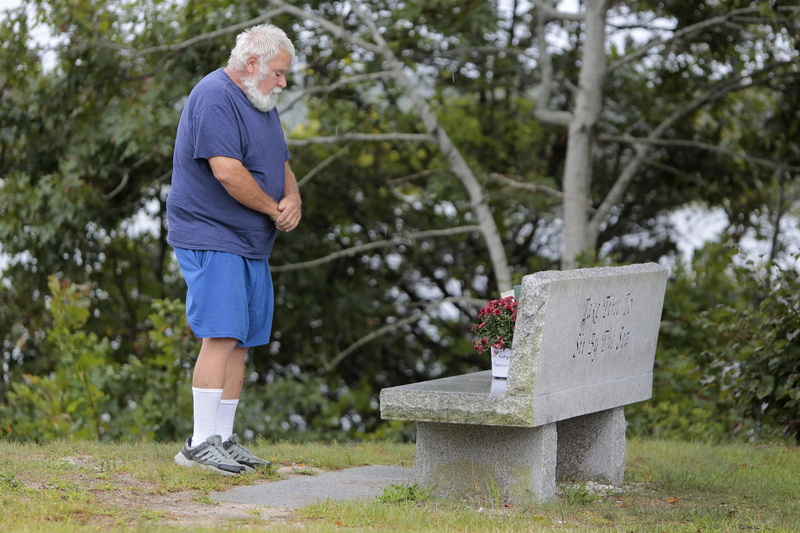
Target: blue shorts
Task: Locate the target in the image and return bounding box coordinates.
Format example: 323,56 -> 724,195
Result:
174,247 -> 274,347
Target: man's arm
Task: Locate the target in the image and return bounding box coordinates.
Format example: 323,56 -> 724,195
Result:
208,155 -> 281,220
274,161 -> 302,232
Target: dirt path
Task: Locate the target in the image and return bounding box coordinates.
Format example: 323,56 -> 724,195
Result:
143,466 -> 326,527
26,456 -> 324,529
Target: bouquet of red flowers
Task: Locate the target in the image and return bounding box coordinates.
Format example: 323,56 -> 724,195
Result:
471,296 -> 518,355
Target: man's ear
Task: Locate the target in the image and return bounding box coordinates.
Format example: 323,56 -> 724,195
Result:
246,55 -> 260,74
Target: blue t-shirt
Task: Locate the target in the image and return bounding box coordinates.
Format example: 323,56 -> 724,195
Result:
167,68 -> 290,259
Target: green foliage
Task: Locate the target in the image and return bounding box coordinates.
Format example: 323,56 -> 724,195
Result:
1,276 -> 115,440
377,481 -> 435,503
701,257 -> 800,442
562,483 -> 601,505
0,472 -> 23,491
0,278 -> 193,441
627,242 -> 743,441
628,243 -> 800,443
116,297 -> 196,441
1,0 -> 799,444
0,0 -> 195,415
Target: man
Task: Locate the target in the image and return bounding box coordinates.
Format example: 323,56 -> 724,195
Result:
167,24 -> 302,475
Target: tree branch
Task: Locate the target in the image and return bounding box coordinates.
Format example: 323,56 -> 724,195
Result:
268,0 -> 383,55
296,143 -> 352,188
530,1 -> 585,22
323,295 -> 486,371
387,168 -> 449,185
270,225 -> 481,273
609,7 -> 761,72
590,62 -> 793,237
286,132 -> 434,147
530,4 -> 573,127
105,8 -> 289,57
104,170 -> 129,200
282,71 -> 393,111
488,173 -> 597,212
600,135 -> 800,173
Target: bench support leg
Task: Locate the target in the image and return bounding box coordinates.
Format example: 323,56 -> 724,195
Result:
415,421 -> 557,503
556,406 -> 626,486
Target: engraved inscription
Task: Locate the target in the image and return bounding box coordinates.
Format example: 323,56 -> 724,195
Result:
573,293 -> 634,361
580,293 -> 634,325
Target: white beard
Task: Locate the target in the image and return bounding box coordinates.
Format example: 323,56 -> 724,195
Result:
242,73 -> 282,112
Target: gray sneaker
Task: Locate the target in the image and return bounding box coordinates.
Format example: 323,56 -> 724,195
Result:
222,434 -> 271,470
173,435 -> 246,476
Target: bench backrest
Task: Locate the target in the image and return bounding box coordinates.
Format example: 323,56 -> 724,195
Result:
509,263 -> 668,425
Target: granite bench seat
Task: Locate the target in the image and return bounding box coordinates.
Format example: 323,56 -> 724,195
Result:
380,371 -> 534,427
380,263 -> 669,503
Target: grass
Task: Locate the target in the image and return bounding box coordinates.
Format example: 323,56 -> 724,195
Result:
377,481 -> 436,503
0,437 -> 797,531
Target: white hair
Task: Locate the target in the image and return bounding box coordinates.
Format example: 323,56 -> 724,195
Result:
227,24 -> 295,71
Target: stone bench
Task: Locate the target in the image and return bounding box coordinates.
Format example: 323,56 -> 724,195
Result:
379,263 -> 668,503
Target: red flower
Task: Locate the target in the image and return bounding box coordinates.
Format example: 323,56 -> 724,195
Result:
471,296 -> 517,355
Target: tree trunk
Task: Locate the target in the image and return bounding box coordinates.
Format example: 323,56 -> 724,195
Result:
561,0 -> 612,270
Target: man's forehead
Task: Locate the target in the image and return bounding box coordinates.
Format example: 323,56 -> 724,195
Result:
269,50 -> 292,68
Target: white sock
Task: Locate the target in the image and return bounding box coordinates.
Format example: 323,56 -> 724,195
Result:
216,399 -> 240,442
190,387 -> 223,447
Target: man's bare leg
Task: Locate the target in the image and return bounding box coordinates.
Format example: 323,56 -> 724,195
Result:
193,337 -> 241,389
217,345 -> 247,441
174,337 -> 247,475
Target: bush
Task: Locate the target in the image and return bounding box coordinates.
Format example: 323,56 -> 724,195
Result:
0,277 -> 194,441
626,242 -> 741,441
701,256 -> 800,442
628,242 -> 799,444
